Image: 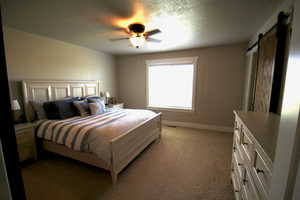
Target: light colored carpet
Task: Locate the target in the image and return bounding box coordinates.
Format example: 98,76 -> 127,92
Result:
22,126 -> 234,200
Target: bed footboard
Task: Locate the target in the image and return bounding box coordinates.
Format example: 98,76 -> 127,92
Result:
110,112 -> 162,184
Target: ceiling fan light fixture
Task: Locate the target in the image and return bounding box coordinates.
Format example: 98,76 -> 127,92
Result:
110,22 -> 161,48
129,35 -> 145,48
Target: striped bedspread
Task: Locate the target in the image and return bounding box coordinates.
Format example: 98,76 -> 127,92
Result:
36,109 -> 157,164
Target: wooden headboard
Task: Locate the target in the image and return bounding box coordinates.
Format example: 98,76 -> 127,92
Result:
22,80 -> 100,122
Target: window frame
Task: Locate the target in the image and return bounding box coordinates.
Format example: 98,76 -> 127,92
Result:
146,57 -> 198,112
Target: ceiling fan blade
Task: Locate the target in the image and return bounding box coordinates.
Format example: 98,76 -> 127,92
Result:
115,27 -> 131,34
144,29 -> 161,36
147,37 -> 162,43
100,24 -> 130,35
110,37 -> 130,41
112,27 -> 127,32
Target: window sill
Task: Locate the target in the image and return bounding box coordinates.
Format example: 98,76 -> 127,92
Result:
147,106 -> 195,113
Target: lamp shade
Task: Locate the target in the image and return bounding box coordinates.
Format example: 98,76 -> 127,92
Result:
105,91 -> 111,98
12,99 -> 21,111
129,35 -> 145,48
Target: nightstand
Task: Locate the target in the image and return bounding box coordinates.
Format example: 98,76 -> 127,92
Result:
107,103 -> 124,109
14,123 -> 37,162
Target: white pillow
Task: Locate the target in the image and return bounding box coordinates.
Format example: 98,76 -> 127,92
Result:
89,102 -> 106,115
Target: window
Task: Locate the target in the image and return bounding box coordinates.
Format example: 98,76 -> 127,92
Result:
147,57 -> 197,111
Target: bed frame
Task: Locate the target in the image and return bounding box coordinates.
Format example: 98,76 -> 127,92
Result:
22,80 -> 162,184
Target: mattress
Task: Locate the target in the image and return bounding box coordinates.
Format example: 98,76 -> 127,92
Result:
36,109 -> 157,165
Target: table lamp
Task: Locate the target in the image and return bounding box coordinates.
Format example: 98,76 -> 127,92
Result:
12,99 -> 22,123
12,99 -> 21,111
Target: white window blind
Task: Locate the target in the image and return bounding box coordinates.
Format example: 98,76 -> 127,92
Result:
147,58 -> 197,110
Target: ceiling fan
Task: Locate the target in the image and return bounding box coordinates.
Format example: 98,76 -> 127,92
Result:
110,23 -> 162,48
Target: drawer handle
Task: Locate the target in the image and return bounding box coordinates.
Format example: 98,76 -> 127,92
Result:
234,190 -> 239,193
256,168 -> 265,174
238,163 -> 243,166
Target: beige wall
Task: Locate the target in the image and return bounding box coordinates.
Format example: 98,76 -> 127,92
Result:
3,27 -> 117,100
3,27 -> 117,120
116,43 -> 247,127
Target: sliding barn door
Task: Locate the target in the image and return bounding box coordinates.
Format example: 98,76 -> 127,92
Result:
253,29 -> 278,112
252,12 -> 289,113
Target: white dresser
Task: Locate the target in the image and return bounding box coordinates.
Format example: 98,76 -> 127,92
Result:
231,111 -> 280,200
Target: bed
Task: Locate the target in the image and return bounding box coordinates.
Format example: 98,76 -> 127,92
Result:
22,80 -> 162,184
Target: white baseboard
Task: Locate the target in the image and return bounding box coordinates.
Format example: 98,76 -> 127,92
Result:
162,120 -> 233,133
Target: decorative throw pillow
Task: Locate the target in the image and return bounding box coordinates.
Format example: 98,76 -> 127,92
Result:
89,102 -> 106,115
43,97 -> 80,120
87,96 -> 106,113
73,100 -> 90,117
30,101 -> 47,120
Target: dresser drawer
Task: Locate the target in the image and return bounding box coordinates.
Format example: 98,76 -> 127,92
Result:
15,126 -> 36,162
234,130 -> 241,146
16,129 -> 35,145
241,128 -> 254,163
235,136 -> 244,162
232,174 -> 242,200
234,132 -> 241,148
233,135 -> 240,157
251,150 -> 272,199
242,167 -> 260,200
234,120 -> 242,141
233,151 -> 244,180
232,161 -> 242,200
240,188 -> 247,200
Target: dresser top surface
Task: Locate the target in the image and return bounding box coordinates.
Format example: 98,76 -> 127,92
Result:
234,111 -> 280,161
14,123 -> 35,132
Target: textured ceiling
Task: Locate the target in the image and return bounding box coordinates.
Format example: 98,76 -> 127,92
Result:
1,0 -> 283,55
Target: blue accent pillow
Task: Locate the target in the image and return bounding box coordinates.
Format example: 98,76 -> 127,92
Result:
43,97 -> 80,120
86,96 -> 105,103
